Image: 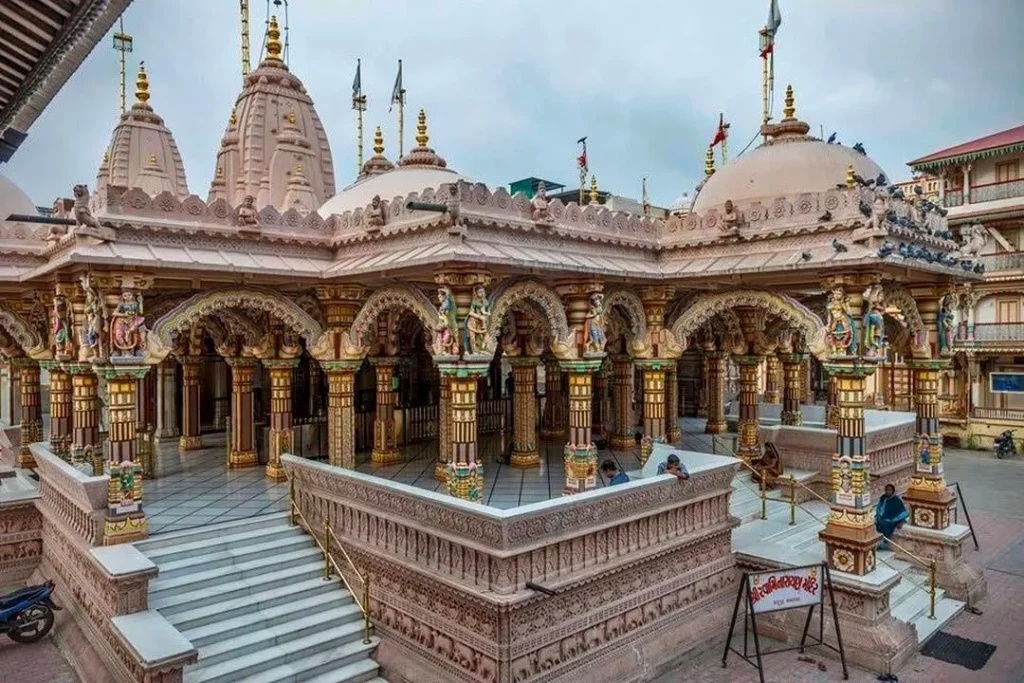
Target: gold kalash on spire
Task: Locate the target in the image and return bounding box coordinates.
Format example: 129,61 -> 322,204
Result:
135,62 -> 151,107
704,146 -> 716,177
264,15 -> 283,63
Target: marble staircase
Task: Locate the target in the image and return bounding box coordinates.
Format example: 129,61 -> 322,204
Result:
135,512 -> 385,683
729,471 -> 964,646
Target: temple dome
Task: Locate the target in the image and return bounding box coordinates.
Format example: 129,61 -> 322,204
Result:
0,173 -> 37,220
318,110 -> 470,217
98,64 -> 189,200
693,87 -> 885,213
208,16 -> 335,216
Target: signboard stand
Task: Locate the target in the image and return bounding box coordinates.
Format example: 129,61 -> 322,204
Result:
721,562 -> 848,683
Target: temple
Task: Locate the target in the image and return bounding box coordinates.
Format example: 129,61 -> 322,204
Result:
0,7 -> 997,683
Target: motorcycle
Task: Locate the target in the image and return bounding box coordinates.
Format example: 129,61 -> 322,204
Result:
994,430 -> 1017,459
0,581 -> 60,644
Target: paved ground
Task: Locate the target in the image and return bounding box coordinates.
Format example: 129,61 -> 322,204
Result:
0,638 -> 79,683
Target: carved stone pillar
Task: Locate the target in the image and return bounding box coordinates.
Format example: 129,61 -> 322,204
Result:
14,359 -> 41,469
609,355 -> 634,450
178,357 -> 203,451
825,375 -> 839,429
509,358 -> 539,468
665,362 -> 681,443
321,361 -> 358,470
443,363 -> 488,502
818,362 -> 881,576
225,357 -> 259,468
635,360 -> 669,443
764,354 -> 781,404
67,365 -> 101,474
562,360 -> 601,494
541,356 -> 566,440
211,360 -> 229,429
45,364 -> 73,462
904,359 -> 956,530
779,353 -> 805,426
593,366 -> 608,440
1,363 -> 21,427
734,355 -> 763,461
704,352 -> 727,434
696,354 -> 709,419
264,359 -> 297,482
370,357 -> 400,465
435,373 -> 451,481
101,365 -> 150,545
155,359 -> 179,440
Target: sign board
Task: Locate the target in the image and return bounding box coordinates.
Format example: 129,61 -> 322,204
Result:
747,565 -> 823,614
990,372 -> 1024,394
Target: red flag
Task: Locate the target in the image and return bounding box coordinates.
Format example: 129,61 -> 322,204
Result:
577,136 -> 588,172
759,41 -> 774,59
711,114 -> 727,147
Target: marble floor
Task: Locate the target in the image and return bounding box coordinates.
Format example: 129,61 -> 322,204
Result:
143,418 -> 723,534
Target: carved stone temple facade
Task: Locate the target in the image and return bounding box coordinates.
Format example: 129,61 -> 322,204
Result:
0,25 -> 989,683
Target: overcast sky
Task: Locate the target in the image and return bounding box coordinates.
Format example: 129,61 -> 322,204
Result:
5,0 -> 1023,208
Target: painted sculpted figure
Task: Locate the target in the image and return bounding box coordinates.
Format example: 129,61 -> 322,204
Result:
583,292 -> 607,354
433,286 -> 459,356
937,292 -> 956,355
465,284 -> 491,355
109,289 -> 146,358
79,274 -> 104,360
51,294 -> 74,359
825,288 -> 856,356
861,284 -> 885,358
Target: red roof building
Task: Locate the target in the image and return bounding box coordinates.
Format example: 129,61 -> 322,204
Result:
910,124 -> 1024,172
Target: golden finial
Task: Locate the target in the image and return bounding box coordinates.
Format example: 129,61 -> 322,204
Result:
216,165 -> 224,178
296,161 -> 304,176
265,16 -> 282,62
135,62 -> 150,105
416,109 -> 429,147
704,146 -> 716,177
229,109 -> 237,126
588,175 -> 599,204
783,84 -> 795,120
845,164 -> 855,189
373,126 -> 384,155
102,151 -> 109,164
287,111 -> 296,125
148,152 -> 157,165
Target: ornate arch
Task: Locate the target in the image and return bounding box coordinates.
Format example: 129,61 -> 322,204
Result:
671,289 -> 827,360
485,278 -> 573,359
0,301 -> 47,358
882,285 -> 928,357
347,284 -> 436,349
151,287 -> 323,349
604,289 -> 647,341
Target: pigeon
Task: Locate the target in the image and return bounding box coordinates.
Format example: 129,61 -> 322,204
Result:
800,251 -> 813,261
960,260 -> 974,271
827,132 -> 837,144
914,185 -> 923,195
835,183 -> 848,190
938,206 -> 948,217
974,263 -> 985,274
898,243 -> 911,258
877,242 -> 895,258
818,210 -> 832,222
893,188 -> 906,200
886,210 -> 898,223
852,142 -> 866,155
875,173 -> 887,187
859,200 -> 872,217
832,239 -> 848,253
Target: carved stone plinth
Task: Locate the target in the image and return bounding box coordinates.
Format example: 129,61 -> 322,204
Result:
819,519 -> 880,576
178,434 -> 203,451
893,524 -> 986,604
229,449 -> 258,468
445,462 -> 484,503
903,484 -> 957,531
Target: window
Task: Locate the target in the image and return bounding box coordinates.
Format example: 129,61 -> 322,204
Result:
996,160 -> 1020,183
997,299 -> 1021,323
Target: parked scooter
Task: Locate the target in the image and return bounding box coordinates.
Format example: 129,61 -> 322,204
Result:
0,580 -> 60,643
994,430 -> 1017,459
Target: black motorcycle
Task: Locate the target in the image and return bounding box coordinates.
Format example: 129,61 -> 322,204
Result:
0,581 -> 60,644
994,430 -> 1017,459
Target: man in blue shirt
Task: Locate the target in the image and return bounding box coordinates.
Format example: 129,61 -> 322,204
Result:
657,453 -> 690,480
601,459 -> 630,486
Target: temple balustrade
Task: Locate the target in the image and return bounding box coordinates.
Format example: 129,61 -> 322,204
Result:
281,452 -> 739,683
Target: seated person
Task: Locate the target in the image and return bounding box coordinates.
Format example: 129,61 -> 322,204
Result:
600,459 -> 630,486
750,442 -> 784,489
874,484 -> 908,549
657,453 -> 690,480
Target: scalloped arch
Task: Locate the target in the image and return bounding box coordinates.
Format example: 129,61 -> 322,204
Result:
604,290 -> 648,341
882,285 -> 928,357
485,278 -> 572,355
151,288 -> 323,347
0,302 -> 46,356
348,285 -> 436,349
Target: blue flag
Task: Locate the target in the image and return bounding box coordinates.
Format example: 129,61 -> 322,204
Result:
767,0 -> 782,37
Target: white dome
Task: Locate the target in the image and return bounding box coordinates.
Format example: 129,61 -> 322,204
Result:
0,174 -> 38,221
670,191 -> 693,211
318,166 -> 471,217
693,137 -> 886,213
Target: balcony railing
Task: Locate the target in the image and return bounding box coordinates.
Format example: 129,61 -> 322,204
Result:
943,177 -> 1024,208
972,322 -> 1024,342
943,189 -> 964,208
980,251 -> 1024,272
972,407 -> 1024,422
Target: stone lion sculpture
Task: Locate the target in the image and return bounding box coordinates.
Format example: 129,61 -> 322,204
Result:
71,184 -> 103,238
958,223 -> 987,258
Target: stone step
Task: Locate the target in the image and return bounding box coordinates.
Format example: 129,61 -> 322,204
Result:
227,656 -> 380,683
167,576 -> 343,631
150,548 -> 324,600
910,597 -> 965,646
197,609 -> 368,668
153,562 -> 326,616
155,534 -> 316,579
183,627 -> 379,683
183,591 -> 359,649
137,512 -> 291,552
142,523 -> 299,565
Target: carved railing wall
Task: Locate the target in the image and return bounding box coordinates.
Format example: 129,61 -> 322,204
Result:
32,444 -> 107,545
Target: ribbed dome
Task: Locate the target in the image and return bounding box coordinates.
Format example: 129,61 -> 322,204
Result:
693,86 -> 885,213
208,16 -> 335,216
0,173 -> 37,220
98,64 -> 189,199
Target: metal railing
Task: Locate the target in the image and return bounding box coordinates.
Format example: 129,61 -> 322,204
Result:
947,481 -> 979,551
288,478 -> 373,644
972,406 -> 1024,421
725,446 -> 940,620
979,251 -> 1024,272
971,177 -> 1024,204
943,189 -> 964,208
972,322 -> 1024,342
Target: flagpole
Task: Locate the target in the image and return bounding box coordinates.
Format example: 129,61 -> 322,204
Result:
355,96 -> 366,172
397,59 -> 405,159
759,26 -> 769,141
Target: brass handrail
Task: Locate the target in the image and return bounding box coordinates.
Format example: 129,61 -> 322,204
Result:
289,478 -> 373,644
727,448 -> 938,619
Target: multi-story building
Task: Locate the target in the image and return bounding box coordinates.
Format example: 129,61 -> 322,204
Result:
906,125 -> 1024,447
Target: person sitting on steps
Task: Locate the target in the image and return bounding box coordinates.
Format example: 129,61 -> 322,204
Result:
751,442 -> 784,489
